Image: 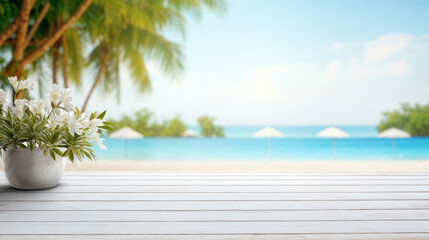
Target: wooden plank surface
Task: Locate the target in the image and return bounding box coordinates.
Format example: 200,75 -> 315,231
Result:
1,221 -> 429,234
2,209 -> 429,221
2,192 -> 429,201
1,185 -> 427,193
32,171 -> 429,175
0,235 -> 429,240
2,179 -> 425,185
2,200 -> 429,211
3,174 -> 429,179
0,171 -> 428,239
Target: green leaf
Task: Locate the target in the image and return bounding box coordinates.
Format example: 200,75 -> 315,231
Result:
90,111 -> 97,120
49,149 -> 56,161
97,110 -> 106,120
99,125 -> 113,131
62,149 -> 69,158
75,107 -> 81,116
82,150 -> 92,160
69,150 -> 74,162
53,148 -> 63,157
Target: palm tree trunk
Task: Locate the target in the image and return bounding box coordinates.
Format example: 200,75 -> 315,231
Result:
0,19 -> 19,47
3,0 -> 91,99
0,0 -> 35,47
51,17 -> 61,85
8,0 -> 35,99
61,35 -> 69,88
81,50 -> 109,112
24,0 -> 50,47
21,0 -> 93,66
13,0 -> 35,61
52,41 -> 60,84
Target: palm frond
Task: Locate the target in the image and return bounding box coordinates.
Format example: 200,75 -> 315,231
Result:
64,28 -> 86,87
123,43 -> 151,92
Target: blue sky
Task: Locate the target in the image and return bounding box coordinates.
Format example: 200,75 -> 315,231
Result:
74,0 -> 429,125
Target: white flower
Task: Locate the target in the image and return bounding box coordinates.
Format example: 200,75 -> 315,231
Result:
8,76 -> 20,92
60,88 -> 74,111
0,89 -> 9,113
0,89 -> 9,106
85,118 -> 103,132
64,112 -> 83,135
20,79 -> 35,90
47,113 -> 63,130
62,111 -> 75,125
51,107 -> 63,116
48,84 -> 63,106
8,77 -> 35,92
98,139 -> 106,150
68,121 -> 83,135
80,113 -> 88,120
78,113 -> 89,126
29,99 -> 49,115
12,99 -> 27,119
46,119 -> 56,130
88,132 -> 106,150
47,118 -> 59,130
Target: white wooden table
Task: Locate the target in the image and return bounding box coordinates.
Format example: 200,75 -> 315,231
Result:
1,171 -> 429,239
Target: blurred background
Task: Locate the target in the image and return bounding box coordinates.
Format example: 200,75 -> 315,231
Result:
2,0 -> 429,169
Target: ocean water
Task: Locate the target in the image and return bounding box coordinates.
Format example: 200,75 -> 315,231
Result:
95,126 -> 429,161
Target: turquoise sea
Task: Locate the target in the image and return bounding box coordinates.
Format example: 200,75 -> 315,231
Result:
96,126 -> 429,161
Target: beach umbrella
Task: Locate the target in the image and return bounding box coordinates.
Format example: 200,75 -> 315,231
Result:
316,126 -> 350,159
109,127 -> 143,159
182,129 -> 197,137
377,127 -> 410,155
253,127 -> 285,160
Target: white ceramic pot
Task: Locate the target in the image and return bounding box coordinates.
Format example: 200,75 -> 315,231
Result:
2,149 -> 66,190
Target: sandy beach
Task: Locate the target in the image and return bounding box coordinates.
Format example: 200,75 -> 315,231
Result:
2,159 -> 427,172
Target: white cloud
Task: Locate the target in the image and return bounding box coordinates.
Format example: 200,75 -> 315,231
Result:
346,58 -> 411,79
326,33 -> 425,80
323,61 -> 341,82
390,60 -> 410,77
77,31 -> 429,126
329,41 -> 359,52
347,59 -> 389,79
364,33 -> 415,63
329,42 -> 344,51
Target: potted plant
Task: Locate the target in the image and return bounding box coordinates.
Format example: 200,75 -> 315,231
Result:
0,76 -> 110,190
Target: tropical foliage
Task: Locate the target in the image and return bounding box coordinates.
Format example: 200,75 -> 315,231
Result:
111,110 -> 225,137
110,109 -> 187,137
377,103 -> 429,136
0,0 -> 93,87
0,0 -> 226,110
0,76 -> 110,161
197,116 -> 224,137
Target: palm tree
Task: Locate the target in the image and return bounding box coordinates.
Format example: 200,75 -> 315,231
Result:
31,0 -> 87,88
0,0 -> 225,104
80,0 -> 226,111
0,0 -> 92,83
